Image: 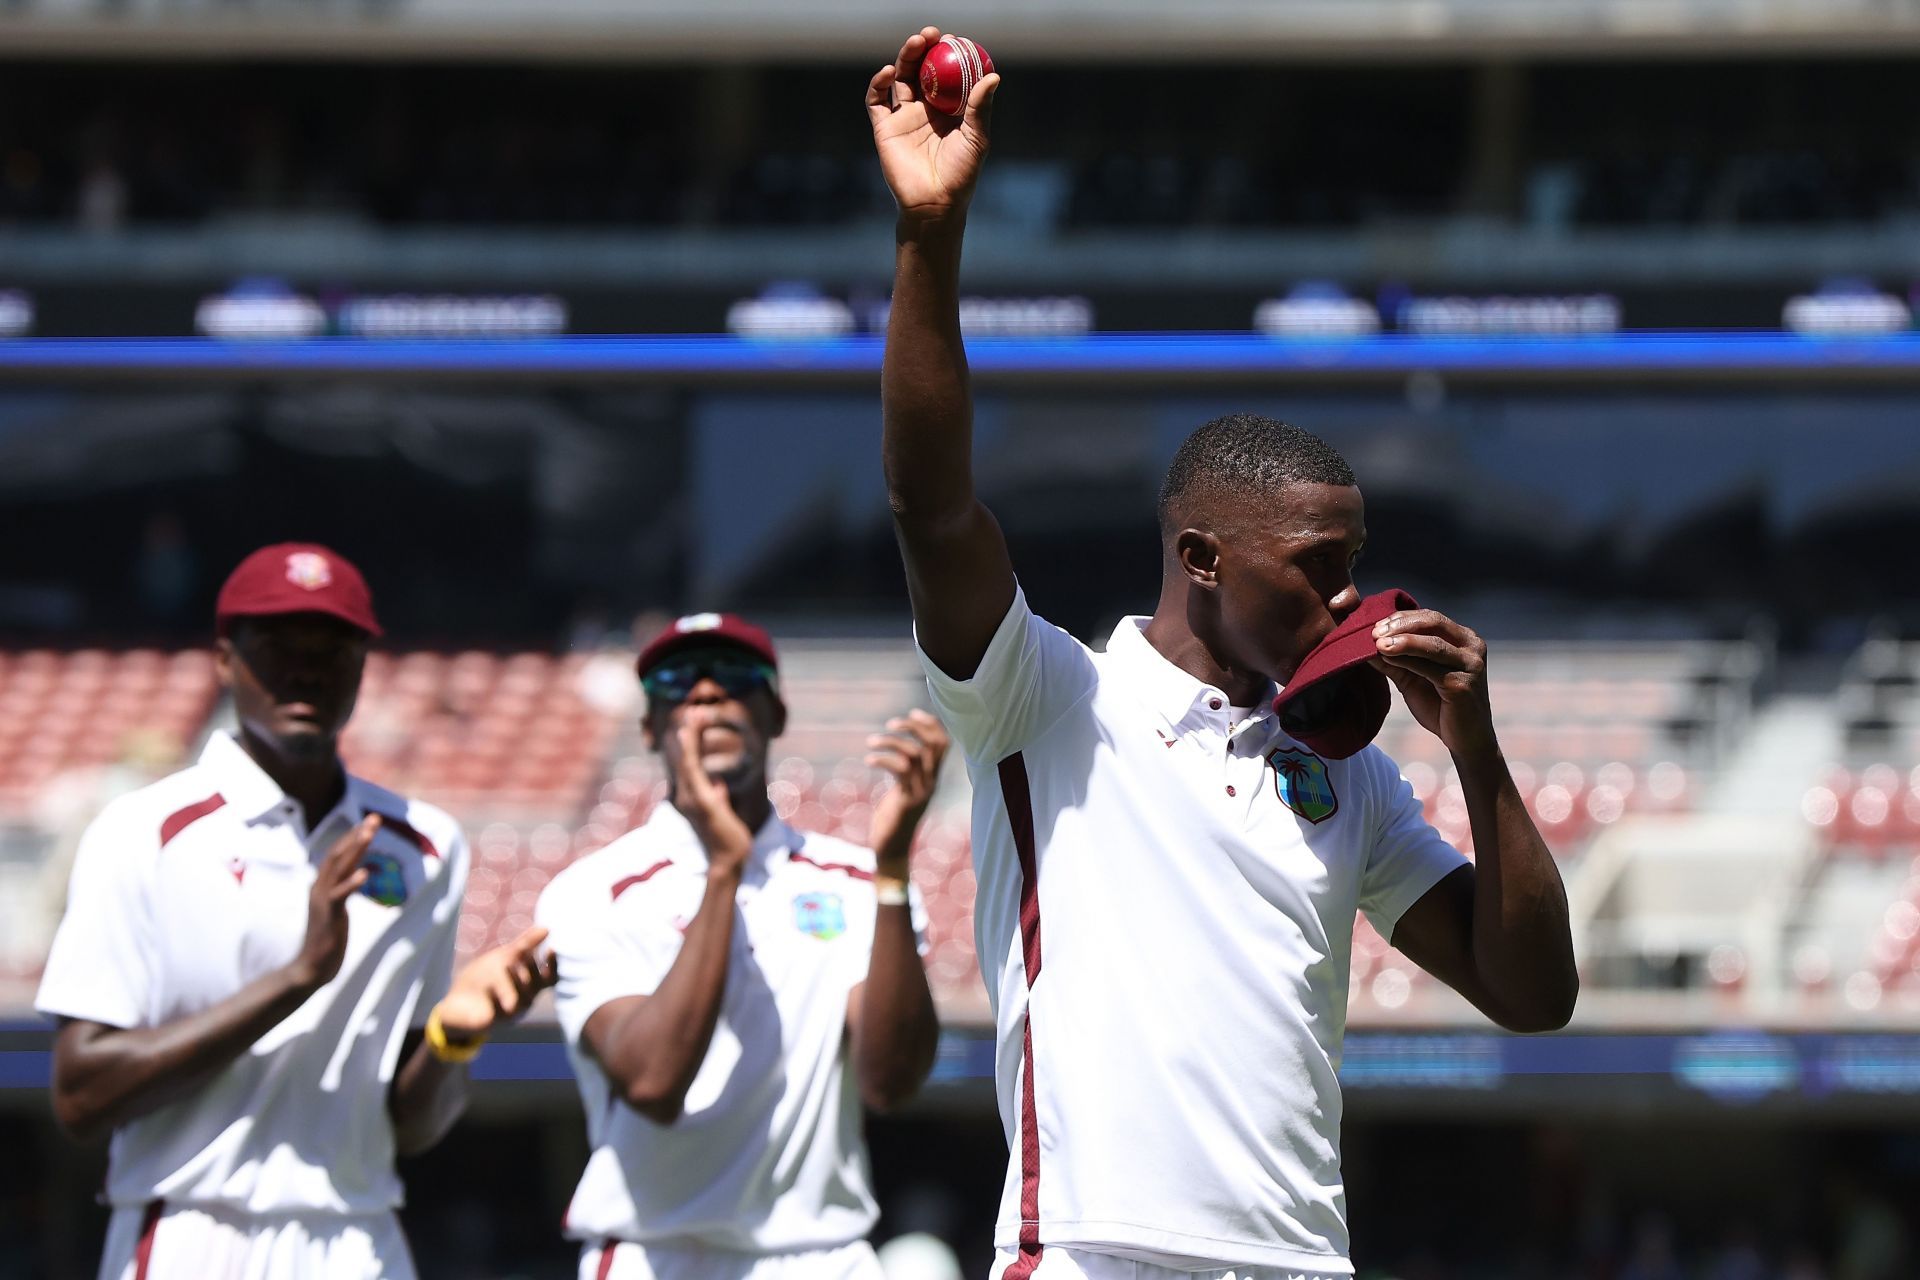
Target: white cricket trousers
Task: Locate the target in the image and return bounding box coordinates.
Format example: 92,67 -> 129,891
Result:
580,1238 -> 883,1280
100,1201 -> 417,1280
989,1247 -> 1351,1280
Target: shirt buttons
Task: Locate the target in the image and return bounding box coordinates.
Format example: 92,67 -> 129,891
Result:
1208,698 -> 1223,711
1226,785 -> 1237,797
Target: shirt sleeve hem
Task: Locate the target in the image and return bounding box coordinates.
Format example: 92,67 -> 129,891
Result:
32,997 -> 141,1030
1366,856 -> 1469,945
914,584 -> 1029,697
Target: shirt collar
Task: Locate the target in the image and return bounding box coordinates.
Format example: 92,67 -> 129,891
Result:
197,729 -> 366,832
1104,616 -> 1277,736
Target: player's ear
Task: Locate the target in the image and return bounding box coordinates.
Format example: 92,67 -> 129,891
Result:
212,632 -> 239,689
1175,528 -> 1224,592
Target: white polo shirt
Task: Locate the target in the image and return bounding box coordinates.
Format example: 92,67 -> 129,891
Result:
538,805 -> 927,1255
35,730 -> 467,1215
920,588 -> 1466,1276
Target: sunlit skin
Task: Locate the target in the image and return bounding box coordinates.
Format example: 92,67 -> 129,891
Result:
584,653 -> 944,1123
869,24 -> 1576,1034
1147,480 -> 1367,707
51,605 -> 554,1155
642,664 -> 788,835
214,612 -> 368,822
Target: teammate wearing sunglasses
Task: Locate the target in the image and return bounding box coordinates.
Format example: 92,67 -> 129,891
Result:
537,612 -> 949,1280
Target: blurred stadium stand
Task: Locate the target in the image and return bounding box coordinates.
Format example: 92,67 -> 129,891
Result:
22,622 -> 1920,1036
8,62 -> 1910,233
1,59 -> 1919,301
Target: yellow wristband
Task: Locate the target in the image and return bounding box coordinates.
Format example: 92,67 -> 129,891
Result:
424,1007 -> 486,1064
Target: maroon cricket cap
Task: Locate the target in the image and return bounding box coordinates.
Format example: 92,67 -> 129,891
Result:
635,612 -> 780,679
214,542 -> 383,637
1272,589 -> 1419,760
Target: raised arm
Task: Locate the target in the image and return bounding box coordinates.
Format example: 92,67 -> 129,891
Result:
578,711 -> 752,1125
847,710 -> 947,1110
868,27 -> 1013,680
51,815 -> 380,1141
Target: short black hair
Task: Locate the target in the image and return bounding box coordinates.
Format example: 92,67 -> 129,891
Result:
1157,413 -> 1356,538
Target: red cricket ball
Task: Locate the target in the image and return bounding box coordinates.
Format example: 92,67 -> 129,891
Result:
918,34 -> 994,117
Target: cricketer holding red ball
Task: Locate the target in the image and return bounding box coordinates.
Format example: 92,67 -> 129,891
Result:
867,26 -> 1577,1280
37,543 -> 556,1280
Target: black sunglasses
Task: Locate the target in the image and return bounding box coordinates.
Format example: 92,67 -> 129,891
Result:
641,652 -> 776,705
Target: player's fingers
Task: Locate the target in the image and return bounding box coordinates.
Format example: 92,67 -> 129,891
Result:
1369,656 -> 1426,694
892,28 -> 936,99
535,950 -> 561,989
885,716 -> 948,766
890,712 -> 941,743
867,65 -> 897,116
864,746 -> 915,778
332,865 -> 370,902
1376,630 -> 1480,675
509,925 -> 549,958
326,815 -> 381,875
1376,653 -> 1458,686
669,713 -> 719,794
510,957 -> 541,995
489,974 -> 522,1018
325,830 -> 376,887
903,707 -> 949,741
965,71 -> 999,140
878,719 -> 936,759
1377,609 -> 1476,647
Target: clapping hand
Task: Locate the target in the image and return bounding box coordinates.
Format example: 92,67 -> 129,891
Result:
865,709 -> 951,867
436,925 -> 559,1040
666,707 -> 756,878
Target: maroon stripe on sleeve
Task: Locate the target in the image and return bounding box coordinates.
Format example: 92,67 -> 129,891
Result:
159,795 -> 226,849
594,1241 -> 619,1280
997,753 -> 1045,1279
132,1200 -> 164,1280
610,859 -> 674,901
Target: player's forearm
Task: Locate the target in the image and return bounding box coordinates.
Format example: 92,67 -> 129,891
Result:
387,1031 -> 469,1156
1455,746 -> 1578,1032
51,965 -> 321,1140
854,892 -> 941,1111
883,218 -> 976,530
600,869 -> 741,1123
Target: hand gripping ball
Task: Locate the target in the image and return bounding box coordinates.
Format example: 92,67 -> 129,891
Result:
919,35 -> 994,117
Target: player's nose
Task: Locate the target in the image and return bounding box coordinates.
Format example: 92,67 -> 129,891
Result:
1327,578 -> 1362,621
683,676 -> 732,707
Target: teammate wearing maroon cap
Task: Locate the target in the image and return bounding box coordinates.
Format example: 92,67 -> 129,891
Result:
869,29 -> 1577,1280
37,542 -> 556,1280
536,611 -> 948,1280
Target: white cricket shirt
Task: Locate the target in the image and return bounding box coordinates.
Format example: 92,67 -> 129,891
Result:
538,805 -> 926,1255
35,730 -> 467,1214
920,588 -> 1467,1275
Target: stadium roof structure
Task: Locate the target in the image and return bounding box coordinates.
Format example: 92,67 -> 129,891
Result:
4,0 -> 1920,60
